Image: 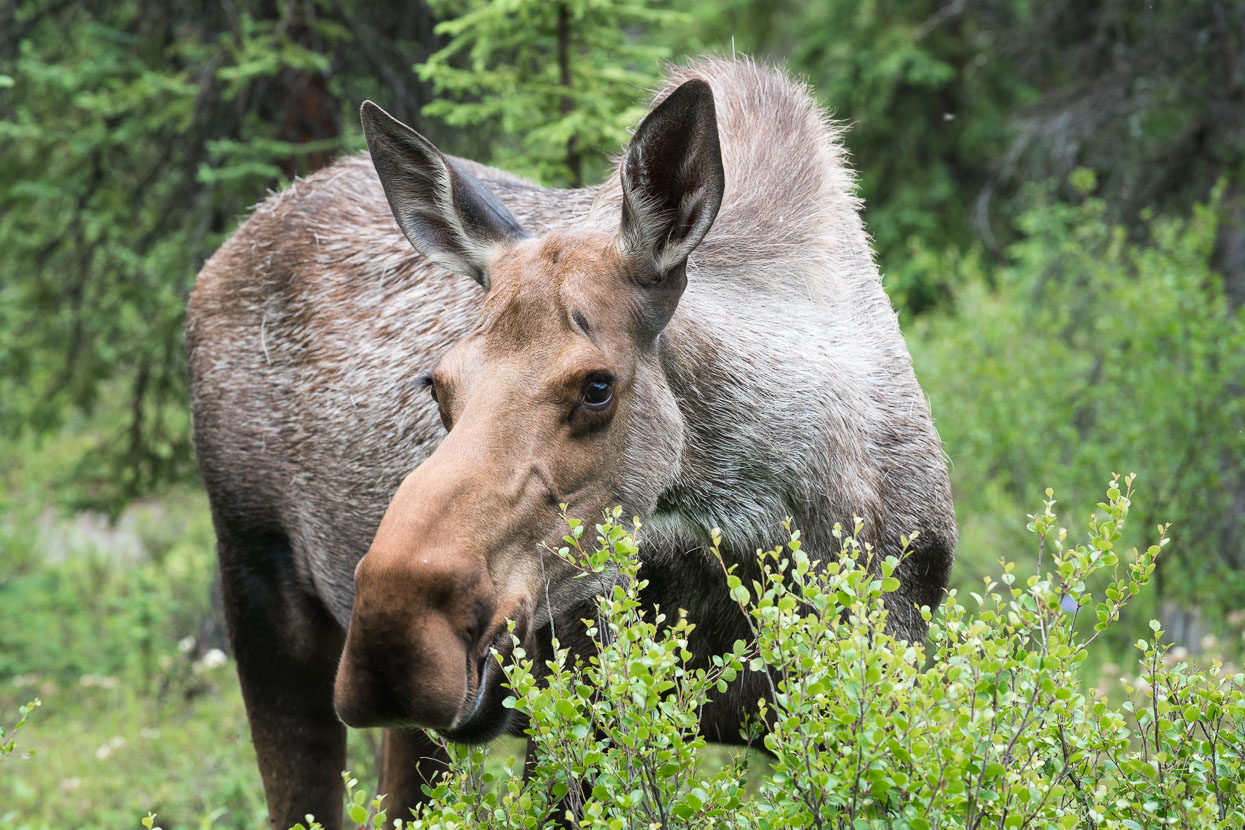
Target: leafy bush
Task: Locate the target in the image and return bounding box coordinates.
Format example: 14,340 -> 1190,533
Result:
321,477 -> 1245,829
0,699 -> 40,762
409,508 -> 751,828
911,184 -> 1245,619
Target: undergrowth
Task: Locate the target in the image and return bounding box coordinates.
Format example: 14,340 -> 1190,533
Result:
290,475 -> 1245,829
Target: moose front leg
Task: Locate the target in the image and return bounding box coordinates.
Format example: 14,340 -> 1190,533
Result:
378,727 -> 449,821
218,531 -> 349,830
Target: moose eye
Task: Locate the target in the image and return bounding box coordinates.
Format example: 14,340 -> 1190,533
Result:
418,373 -> 439,404
581,376 -> 614,410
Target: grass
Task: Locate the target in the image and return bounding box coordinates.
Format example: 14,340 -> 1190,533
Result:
0,472 -> 262,828
2,678 -> 264,829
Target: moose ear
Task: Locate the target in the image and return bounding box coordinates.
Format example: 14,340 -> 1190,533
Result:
361,101 -> 526,288
618,79 -> 725,287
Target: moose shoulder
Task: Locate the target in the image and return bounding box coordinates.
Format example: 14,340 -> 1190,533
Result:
187,59 -> 955,830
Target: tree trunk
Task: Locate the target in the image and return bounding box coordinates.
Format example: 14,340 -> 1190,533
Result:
557,3 -> 581,188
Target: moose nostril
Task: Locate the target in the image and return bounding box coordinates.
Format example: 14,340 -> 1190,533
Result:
467,598 -> 494,645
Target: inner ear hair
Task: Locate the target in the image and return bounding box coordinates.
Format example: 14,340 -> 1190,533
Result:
360,101 -> 527,288
618,78 -> 725,283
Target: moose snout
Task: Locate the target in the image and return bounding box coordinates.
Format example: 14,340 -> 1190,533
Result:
333,549 -> 499,731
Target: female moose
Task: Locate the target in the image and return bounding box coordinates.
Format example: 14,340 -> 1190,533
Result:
187,58 -> 956,829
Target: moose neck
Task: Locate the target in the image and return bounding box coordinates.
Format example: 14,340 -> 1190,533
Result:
649,271 -> 890,569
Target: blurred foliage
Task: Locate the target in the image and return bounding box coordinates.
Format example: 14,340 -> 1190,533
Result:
911,183 -> 1245,616
0,469 -> 269,827
0,453 -> 381,827
419,0 -> 683,186
0,0 -> 445,513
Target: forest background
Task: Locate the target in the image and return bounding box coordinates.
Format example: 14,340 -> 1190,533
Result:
1,0 -> 1243,825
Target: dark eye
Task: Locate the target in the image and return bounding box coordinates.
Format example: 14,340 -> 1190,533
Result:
581,377 -> 614,410
418,372 -> 439,403
419,373 -> 450,431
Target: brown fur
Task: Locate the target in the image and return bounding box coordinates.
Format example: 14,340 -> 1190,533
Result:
187,59 -> 955,829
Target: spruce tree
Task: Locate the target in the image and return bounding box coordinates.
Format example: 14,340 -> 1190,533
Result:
419,0 -> 685,187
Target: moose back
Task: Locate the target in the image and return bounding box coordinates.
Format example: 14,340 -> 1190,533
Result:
187,58 -> 956,829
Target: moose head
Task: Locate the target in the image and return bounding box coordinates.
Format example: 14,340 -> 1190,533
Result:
333,80 -> 725,741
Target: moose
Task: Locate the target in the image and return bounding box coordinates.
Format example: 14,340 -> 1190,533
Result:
187,58 -> 956,829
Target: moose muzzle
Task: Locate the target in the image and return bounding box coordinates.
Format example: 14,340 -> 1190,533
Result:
333,460 -> 511,733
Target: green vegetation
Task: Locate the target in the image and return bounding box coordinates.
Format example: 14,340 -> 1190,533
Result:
0,700 -> 39,762
912,185 -> 1245,615
2,0 -> 1243,827
419,0 -> 683,187
301,482 -> 1245,828
0,470 -> 263,827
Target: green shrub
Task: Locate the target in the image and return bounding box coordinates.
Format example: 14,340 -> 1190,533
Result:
316,477 -> 1245,829
408,508 -> 752,828
911,185 -> 1245,621
0,699 -> 40,762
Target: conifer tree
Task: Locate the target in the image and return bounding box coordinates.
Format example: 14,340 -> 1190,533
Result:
419,0 -> 685,187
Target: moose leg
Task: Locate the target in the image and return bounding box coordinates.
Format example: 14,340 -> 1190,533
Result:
217,530 -> 348,830
378,727 -> 448,821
